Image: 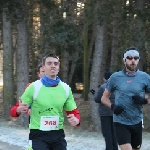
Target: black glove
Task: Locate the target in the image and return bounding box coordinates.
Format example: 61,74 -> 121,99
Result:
111,104 -> 124,115
132,95 -> 148,104
90,89 -> 95,95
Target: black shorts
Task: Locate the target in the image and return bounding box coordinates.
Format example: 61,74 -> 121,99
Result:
114,122 -> 142,149
29,129 -> 67,150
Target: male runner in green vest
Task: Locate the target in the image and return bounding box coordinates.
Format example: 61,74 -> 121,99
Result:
21,54 -> 80,150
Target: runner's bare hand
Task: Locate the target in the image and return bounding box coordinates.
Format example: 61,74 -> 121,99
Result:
67,114 -> 79,126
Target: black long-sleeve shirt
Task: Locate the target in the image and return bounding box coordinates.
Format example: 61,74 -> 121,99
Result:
94,81 -> 115,116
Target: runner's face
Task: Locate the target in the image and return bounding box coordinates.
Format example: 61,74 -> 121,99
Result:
44,57 -> 60,79
125,55 -> 139,72
37,66 -> 45,79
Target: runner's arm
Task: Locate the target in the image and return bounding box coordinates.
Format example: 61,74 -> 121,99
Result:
10,102 -> 20,117
94,85 -> 105,103
66,108 -> 80,124
66,108 -> 80,126
21,83 -> 34,106
10,83 -> 31,117
64,88 -> 80,126
101,88 -> 112,108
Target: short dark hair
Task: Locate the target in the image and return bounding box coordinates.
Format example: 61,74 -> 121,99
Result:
37,63 -> 43,73
42,54 -> 59,65
104,70 -> 112,80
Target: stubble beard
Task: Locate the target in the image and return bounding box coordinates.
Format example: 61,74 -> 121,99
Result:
126,63 -> 137,72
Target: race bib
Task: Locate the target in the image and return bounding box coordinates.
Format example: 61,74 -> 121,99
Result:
40,116 -> 59,131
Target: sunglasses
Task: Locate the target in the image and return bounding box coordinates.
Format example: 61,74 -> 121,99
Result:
126,56 -> 139,60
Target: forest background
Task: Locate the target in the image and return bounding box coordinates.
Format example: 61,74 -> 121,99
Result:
0,0 -> 150,132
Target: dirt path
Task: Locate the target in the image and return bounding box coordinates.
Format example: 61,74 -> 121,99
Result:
0,141 -> 25,150
0,94 -> 150,149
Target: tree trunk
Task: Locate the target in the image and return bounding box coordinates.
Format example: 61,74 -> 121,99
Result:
83,0 -> 91,101
16,0 -> 29,127
135,0 -> 144,70
16,21 -> 29,98
39,2 -> 55,55
83,23 -> 89,101
61,0 -> 71,84
110,0 -> 119,72
28,2 -> 36,82
61,50 -> 69,83
68,51 -> 79,85
89,24 -> 105,131
135,0 -> 149,129
2,8 -> 14,119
